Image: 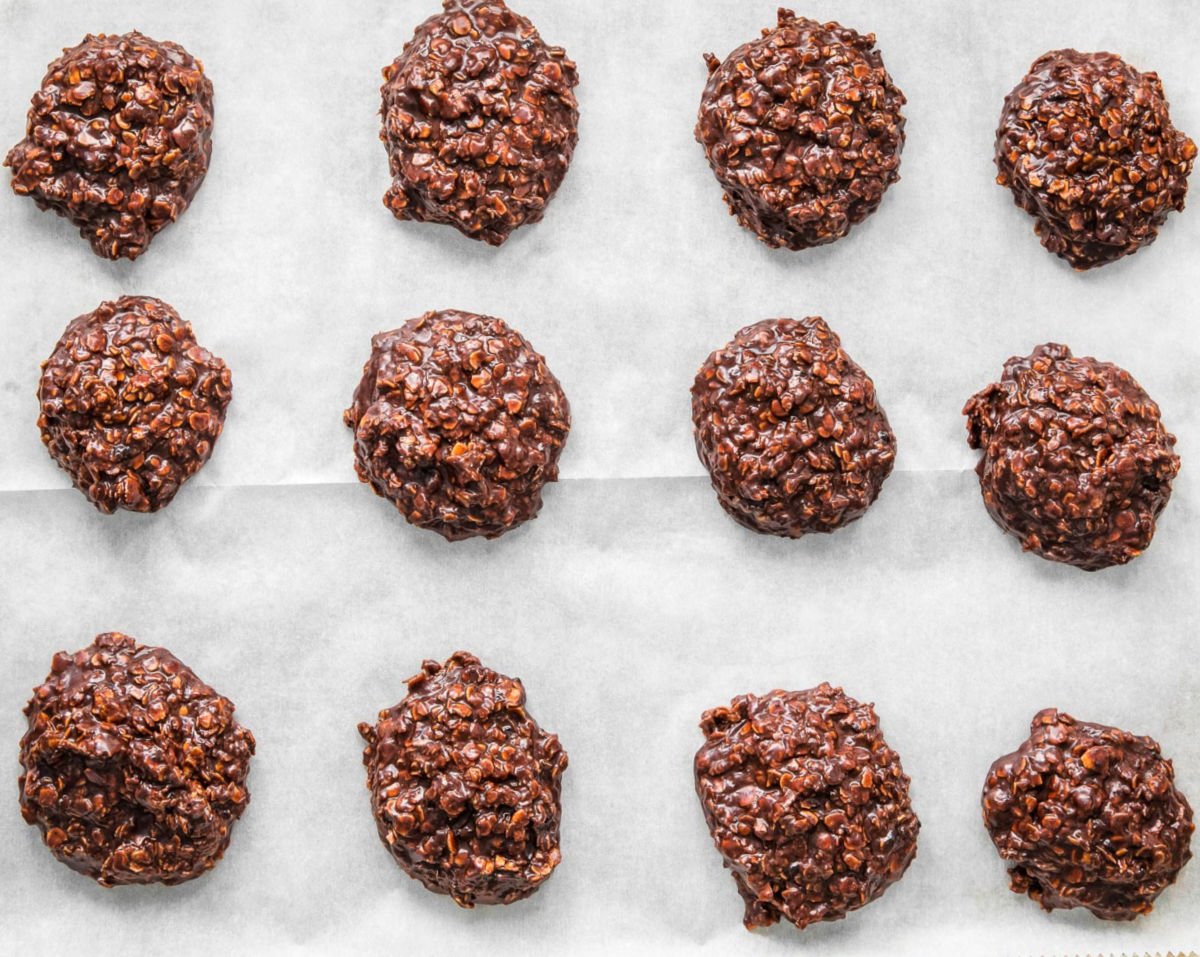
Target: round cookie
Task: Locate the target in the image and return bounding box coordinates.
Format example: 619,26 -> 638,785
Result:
380,0 -> 580,245
696,11 -> 906,250
4,31 -> 214,260
983,709 -> 1194,920
358,652 -> 568,906
695,683 -> 919,931
995,50 -> 1196,269
38,296 -> 232,513
344,310 -> 570,540
691,317 -> 896,537
964,343 -> 1179,570
19,632 -> 255,887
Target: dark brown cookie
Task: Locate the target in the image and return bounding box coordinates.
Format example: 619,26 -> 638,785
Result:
344,309 -> 570,540
696,11 -> 905,250
358,652 -> 567,906
692,317 -> 895,537
695,683 -> 919,931
996,50 -> 1196,269
380,0 -> 580,245
964,343 -> 1179,570
38,296 -> 232,514
983,709 -> 1194,920
5,31 -> 214,260
19,632 -> 255,887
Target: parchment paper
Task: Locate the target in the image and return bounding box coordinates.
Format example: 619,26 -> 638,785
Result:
0,2 -> 1197,955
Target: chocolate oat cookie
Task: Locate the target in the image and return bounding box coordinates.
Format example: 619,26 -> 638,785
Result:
19,632 -> 255,887
964,343 -> 1179,570
38,296 -> 232,513
5,31 -> 214,260
692,317 -> 895,537
996,50 -> 1196,269
983,709 -> 1194,920
695,683 -> 919,931
359,652 -> 567,907
697,12 -> 906,250
344,310 -> 570,540
380,0 -> 579,245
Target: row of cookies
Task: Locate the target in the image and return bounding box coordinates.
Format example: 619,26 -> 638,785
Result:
5,5 -> 1193,267
33,297 -> 1181,571
17,634 -> 1194,928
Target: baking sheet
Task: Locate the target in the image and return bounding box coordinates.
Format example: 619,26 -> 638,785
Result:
0,1 -> 1197,954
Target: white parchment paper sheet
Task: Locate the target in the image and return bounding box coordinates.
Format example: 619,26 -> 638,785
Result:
0,1 -> 1197,955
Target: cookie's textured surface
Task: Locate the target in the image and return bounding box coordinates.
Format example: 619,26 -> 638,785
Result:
380,0 -> 579,245
996,50 -> 1195,269
964,343 -> 1179,570
5,31 -> 214,260
359,652 -> 567,906
695,683 -> 919,930
983,709 -> 1194,920
345,310 -> 570,540
19,632 -> 254,886
692,317 -> 895,537
697,11 -> 905,250
38,296 -> 232,513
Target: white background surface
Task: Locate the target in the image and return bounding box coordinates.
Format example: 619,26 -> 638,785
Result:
0,1 -> 1197,954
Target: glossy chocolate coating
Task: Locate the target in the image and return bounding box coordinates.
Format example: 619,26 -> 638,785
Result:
692,317 -> 896,537
983,709 -> 1194,920
358,652 -> 567,906
964,343 -> 1179,570
18,632 -> 255,887
344,309 -> 570,541
5,31 -> 214,260
695,683 -> 919,931
380,0 -> 580,245
995,49 -> 1196,269
38,296 -> 232,514
696,11 -> 905,250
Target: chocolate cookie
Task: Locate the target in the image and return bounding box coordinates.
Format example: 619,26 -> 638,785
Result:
5,31 -> 214,260
344,310 -> 570,540
964,343 -> 1179,570
697,12 -> 906,250
358,652 -> 567,906
996,50 -> 1196,269
695,683 -> 919,930
983,709 -> 1194,920
38,296 -> 232,513
380,0 -> 580,245
19,632 -> 255,887
692,317 -> 896,537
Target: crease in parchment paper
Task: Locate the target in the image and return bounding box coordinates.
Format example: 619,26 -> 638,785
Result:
0,465 -> 987,496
